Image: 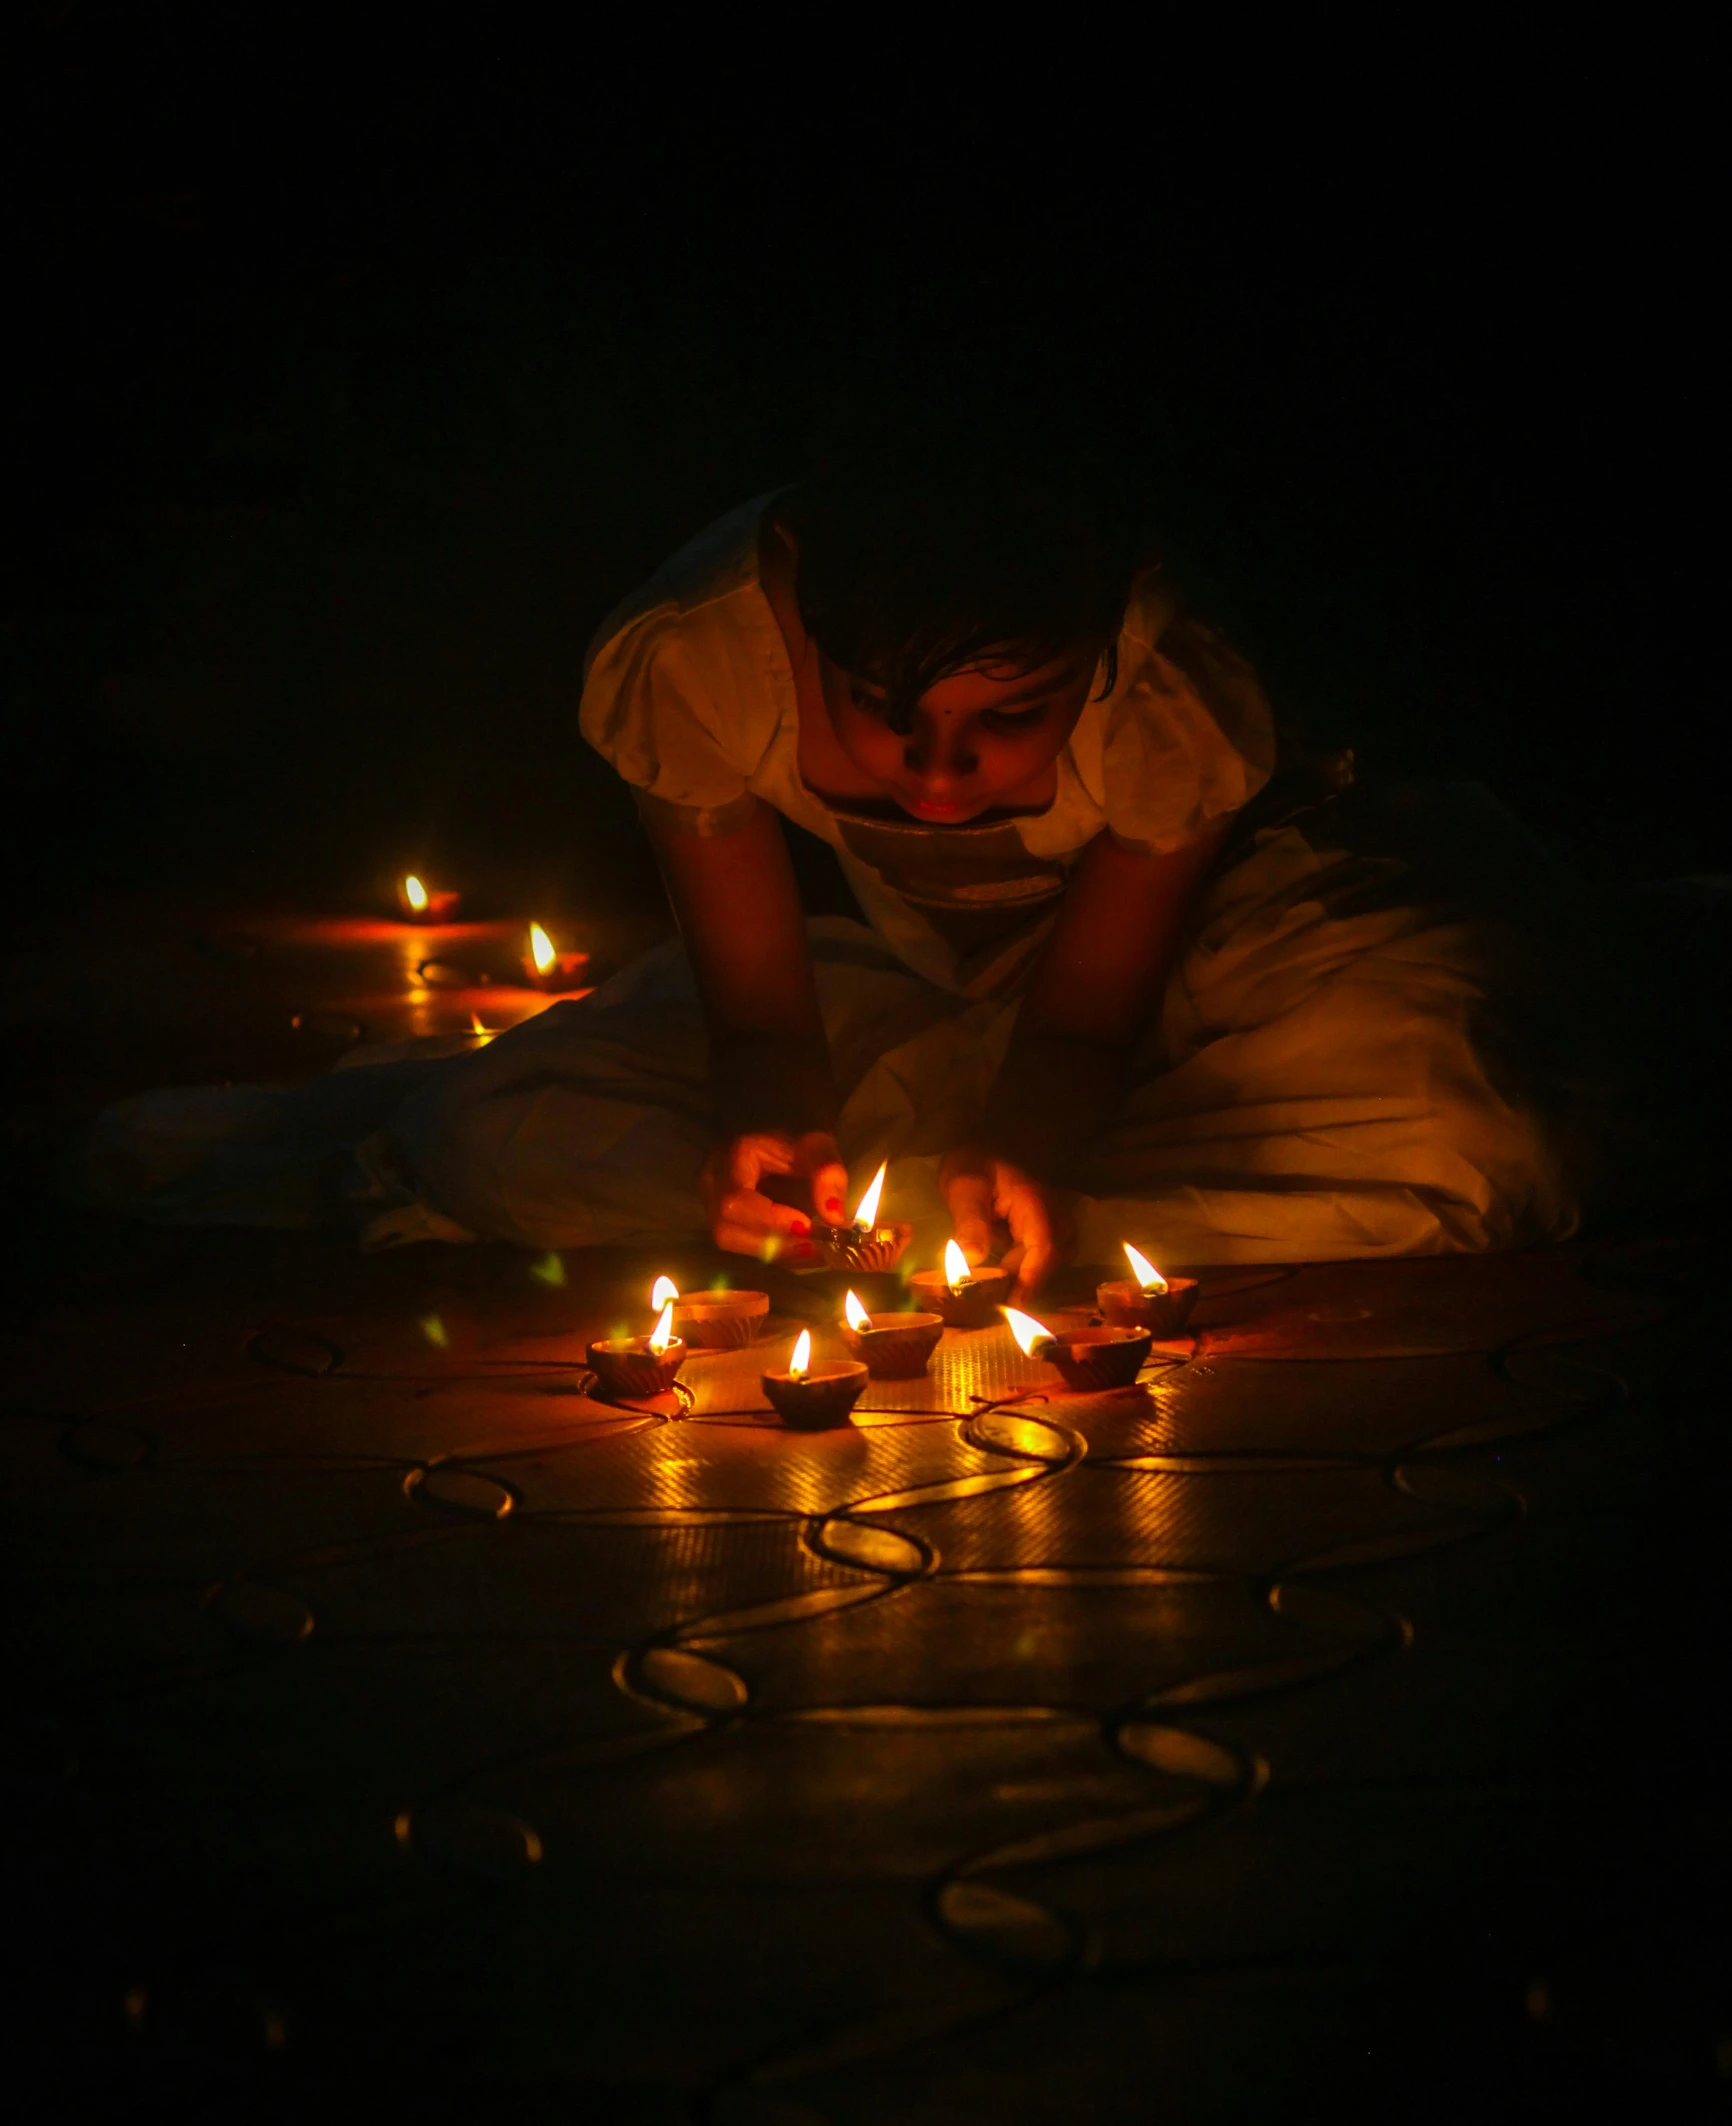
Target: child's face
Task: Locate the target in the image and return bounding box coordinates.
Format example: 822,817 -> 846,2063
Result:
819,649 -> 1098,822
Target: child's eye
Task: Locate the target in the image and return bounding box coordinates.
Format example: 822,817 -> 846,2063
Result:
982,702 -> 1049,733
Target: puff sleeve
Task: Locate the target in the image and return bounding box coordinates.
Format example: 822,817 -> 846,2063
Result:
580,602 -> 760,814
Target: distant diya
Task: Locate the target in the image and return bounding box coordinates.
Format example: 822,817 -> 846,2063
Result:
811,1162 -> 911,1273
909,1238 -> 1014,1328
397,873 -> 461,921
1004,1305 -> 1152,1392
587,1299 -> 687,1397
760,1330 -> 868,1429
838,1289 -> 942,1378
649,1274 -> 769,1350
522,920 -> 589,990
1095,1243 -> 1198,1335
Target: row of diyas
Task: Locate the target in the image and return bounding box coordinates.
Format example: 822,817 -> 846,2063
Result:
396,876 -> 588,991
584,1222 -> 1195,1426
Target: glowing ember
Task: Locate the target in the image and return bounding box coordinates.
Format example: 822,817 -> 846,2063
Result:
788,1329 -> 812,1378
648,1300 -> 675,1355
1122,1243 -> 1168,1295
851,1161 -> 887,1231
943,1238 -> 973,1288
1002,1306 -> 1054,1358
650,1274 -> 680,1311
843,1289 -> 871,1333
528,922 -> 558,976
403,874 -> 429,912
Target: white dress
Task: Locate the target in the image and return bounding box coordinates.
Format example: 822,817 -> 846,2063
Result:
78,500 -> 1584,1266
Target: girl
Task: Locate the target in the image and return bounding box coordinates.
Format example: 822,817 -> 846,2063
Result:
80,390 -> 1586,1284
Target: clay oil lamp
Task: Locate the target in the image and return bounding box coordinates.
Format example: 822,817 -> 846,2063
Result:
523,920 -> 589,990
812,1162 -> 911,1274
760,1329 -> 868,1430
909,1237 -> 1015,1328
651,1273 -> 770,1350
1095,1243 -> 1199,1335
586,1298 -> 687,1398
397,873 -> 461,921
1004,1304 -> 1152,1392
837,1288 -> 943,1379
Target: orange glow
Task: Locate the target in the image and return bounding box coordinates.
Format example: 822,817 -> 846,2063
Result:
469,1011 -> 494,1042
943,1238 -> 972,1287
1122,1243 -> 1168,1295
843,1289 -> 871,1332
528,922 -> 557,976
648,1300 -> 675,1354
851,1161 -> 887,1230
788,1329 -> 812,1377
1003,1306 -> 1053,1357
651,1274 -> 680,1311
403,874 -> 429,912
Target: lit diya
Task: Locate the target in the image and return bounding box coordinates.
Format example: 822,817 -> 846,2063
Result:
811,1162 -> 911,1273
1004,1304 -> 1152,1391
1095,1243 -> 1199,1335
586,1298 -> 687,1397
760,1329 -> 868,1429
522,920 -> 589,989
650,1272 -> 770,1350
909,1237 -> 1015,1328
838,1288 -> 943,1378
397,873 -> 461,921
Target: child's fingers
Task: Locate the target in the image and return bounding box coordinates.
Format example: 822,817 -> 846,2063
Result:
715,1186 -> 813,1241
809,1160 -> 850,1225
945,1171 -> 996,1265
726,1133 -> 798,1191
792,1133 -> 849,1225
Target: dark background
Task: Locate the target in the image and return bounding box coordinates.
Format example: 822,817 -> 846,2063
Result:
3,11 -> 1717,932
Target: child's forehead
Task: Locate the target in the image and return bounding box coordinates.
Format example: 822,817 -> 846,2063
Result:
848,650 -> 1092,711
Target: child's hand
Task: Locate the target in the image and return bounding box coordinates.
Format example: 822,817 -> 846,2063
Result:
938,1148 -> 1074,1302
698,1130 -> 851,1261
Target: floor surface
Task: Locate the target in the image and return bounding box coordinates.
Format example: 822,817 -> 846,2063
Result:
3,903 -> 1728,2121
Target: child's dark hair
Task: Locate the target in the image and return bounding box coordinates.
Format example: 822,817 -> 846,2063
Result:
782,346 -> 1154,734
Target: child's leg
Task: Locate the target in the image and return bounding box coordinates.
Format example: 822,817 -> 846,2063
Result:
1068,796 -> 1586,1264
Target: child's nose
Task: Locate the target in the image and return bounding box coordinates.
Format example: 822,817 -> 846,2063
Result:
904,724 -> 977,784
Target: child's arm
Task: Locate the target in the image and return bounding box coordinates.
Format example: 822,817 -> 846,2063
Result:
643,797 -> 851,1253
941,823 -> 1228,1294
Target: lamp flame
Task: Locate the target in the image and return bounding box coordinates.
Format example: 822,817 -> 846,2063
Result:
788,1329 -> 812,1377
843,1289 -> 871,1333
943,1238 -> 972,1288
528,921 -> 557,976
403,874 -> 429,912
469,1011 -> 493,1041
1002,1305 -> 1054,1358
851,1161 -> 887,1231
648,1300 -> 675,1355
1122,1243 -> 1168,1295
650,1274 -> 680,1311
